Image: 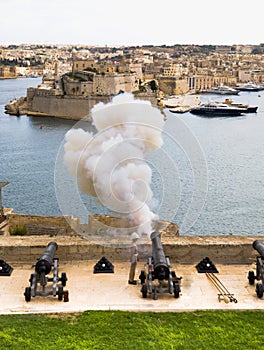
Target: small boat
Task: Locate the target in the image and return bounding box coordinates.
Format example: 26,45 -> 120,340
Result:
190,102 -> 247,117
208,84 -> 239,95
158,95 -> 184,108
223,98 -> 258,113
169,106 -> 191,113
159,94 -> 200,110
236,82 -> 263,92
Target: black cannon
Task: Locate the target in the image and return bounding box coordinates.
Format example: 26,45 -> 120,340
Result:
24,242 -> 68,302
248,240 -> 264,298
139,231 -> 181,299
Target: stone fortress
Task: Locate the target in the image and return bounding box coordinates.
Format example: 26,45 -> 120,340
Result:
5,52 -> 158,119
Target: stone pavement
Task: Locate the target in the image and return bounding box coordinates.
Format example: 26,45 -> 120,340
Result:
0,260 -> 263,314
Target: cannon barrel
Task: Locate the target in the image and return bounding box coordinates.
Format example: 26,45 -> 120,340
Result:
253,240 -> 264,258
150,231 -> 170,280
35,242 -> 58,275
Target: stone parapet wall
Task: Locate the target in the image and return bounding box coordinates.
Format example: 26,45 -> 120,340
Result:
87,215 -> 179,237
161,235 -> 262,264
30,95 -> 98,120
8,213 -> 79,236
7,213 -> 179,238
0,235 -> 263,265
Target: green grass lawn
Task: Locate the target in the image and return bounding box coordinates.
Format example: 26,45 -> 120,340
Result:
0,310 -> 263,349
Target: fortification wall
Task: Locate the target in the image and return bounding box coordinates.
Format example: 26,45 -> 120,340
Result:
7,213 -> 179,238
26,93 -> 158,120
6,89 -> 159,120
28,95 -> 112,120
8,213 -> 79,236
0,235 -> 263,265
4,212 -> 262,264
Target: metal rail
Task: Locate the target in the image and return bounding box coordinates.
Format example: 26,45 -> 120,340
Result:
206,272 -> 237,303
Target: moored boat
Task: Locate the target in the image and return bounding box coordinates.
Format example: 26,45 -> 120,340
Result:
236,82 -> 263,92
223,98 -> 258,113
208,84 -> 239,95
169,106 -> 191,113
190,102 -> 247,117
157,95 -> 183,108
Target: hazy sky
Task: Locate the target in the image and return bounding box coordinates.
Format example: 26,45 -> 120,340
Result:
1,0 -> 263,46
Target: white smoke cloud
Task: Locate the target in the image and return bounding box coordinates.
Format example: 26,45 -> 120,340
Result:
63,93 -> 165,236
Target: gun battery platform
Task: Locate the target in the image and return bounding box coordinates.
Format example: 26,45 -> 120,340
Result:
0,235 -> 263,313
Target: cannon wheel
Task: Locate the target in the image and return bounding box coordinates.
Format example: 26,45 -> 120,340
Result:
256,283 -> 264,298
141,283 -> 148,298
24,287 -> 31,302
139,270 -> 146,284
173,283 -> 180,298
61,272 -> 67,287
58,285 -> 64,301
248,271 -> 255,285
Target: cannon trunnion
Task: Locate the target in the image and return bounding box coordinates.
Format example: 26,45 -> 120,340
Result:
139,231 -> 181,300
24,242 -> 68,302
248,240 -> 264,298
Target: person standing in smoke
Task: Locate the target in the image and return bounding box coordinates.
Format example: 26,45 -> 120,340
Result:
128,232 -> 139,285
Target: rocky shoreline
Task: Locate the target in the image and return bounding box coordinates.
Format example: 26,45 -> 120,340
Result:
4,96 -> 28,116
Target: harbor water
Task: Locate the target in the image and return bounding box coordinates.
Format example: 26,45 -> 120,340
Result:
0,78 -> 264,235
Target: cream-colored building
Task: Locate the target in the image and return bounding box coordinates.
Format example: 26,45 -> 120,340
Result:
63,72 -> 139,96
93,74 -> 139,95
238,69 -> 264,83
188,75 -> 237,91
158,76 -> 189,95
162,63 -> 183,77
0,66 -> 16,78
72,59 -> 96,73
70,58 -> 142,95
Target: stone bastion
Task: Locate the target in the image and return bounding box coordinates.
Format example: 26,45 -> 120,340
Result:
1,211 -> 263,266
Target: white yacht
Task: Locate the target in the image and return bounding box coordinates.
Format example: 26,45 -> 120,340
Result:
236,82 -> 262,92
208,84 -> 239,95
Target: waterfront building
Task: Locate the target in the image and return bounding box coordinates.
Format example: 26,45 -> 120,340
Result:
238,69 -> 264,84
188,74 -> 237,92
158,76 -> 189,95
0,65 -> 16,78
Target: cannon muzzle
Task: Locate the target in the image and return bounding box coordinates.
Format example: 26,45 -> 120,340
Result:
35,242 -> 58,275
150,231 -> 170,280
253,240 -> 264,258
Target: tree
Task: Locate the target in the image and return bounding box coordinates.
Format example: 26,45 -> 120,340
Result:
150,80 -> 158,92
